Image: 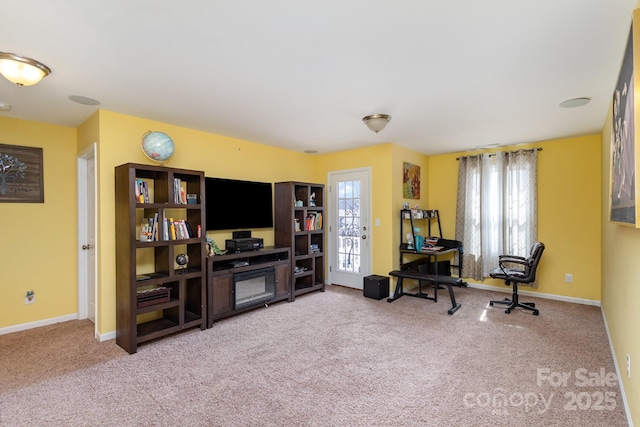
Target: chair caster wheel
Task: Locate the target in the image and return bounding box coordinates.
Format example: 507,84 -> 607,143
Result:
533,310 -> 539,315
489,302 -> 494,306
505,309 -> 511,314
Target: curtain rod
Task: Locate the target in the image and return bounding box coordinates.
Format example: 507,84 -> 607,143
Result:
456,147 -> 542,161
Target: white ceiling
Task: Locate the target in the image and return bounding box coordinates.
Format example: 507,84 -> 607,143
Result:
0,1 -> 637,155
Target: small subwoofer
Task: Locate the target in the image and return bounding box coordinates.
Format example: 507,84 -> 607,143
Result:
363,275 -> 390,300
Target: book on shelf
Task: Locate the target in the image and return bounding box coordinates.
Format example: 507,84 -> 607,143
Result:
168,218 -> 177,240
162,217 -> 170,240
305,211 -> 323,231
139,215 -> 159,241
151,212 -> 159,241
183,220 -> 194,238
161,218 -> 196,240
135,179 -> 149,203
173,178 -> 188,204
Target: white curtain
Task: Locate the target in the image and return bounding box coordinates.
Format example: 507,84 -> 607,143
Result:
500,150 -> 538,258
456,150 -> 537,281
481,154 -> 503,277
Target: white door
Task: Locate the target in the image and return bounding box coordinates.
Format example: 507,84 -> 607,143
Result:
329,168 -> 371,289
77,144 -> 97,329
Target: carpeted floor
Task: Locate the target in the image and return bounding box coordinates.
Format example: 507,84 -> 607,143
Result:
0,284 -> 629,426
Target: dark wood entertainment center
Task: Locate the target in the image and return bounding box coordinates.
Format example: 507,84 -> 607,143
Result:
206,246 -> 291,327
115,163 -> 325,352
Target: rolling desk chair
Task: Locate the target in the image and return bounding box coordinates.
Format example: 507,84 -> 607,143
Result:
489,242 -> 545,315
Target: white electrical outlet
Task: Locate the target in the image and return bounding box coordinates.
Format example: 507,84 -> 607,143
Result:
565,273 -> 573,283
627,354 -> 631,378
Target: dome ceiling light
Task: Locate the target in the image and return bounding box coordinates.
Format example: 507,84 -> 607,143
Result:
362,114 -> 391,133
0,52 -> 51,87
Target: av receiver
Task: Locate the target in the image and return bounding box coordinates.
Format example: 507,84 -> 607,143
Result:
225,237 -> 264,252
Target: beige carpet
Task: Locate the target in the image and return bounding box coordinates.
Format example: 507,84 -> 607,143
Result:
0,285 -> 629,426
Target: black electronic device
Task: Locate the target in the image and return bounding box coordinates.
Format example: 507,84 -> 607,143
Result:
225,237 -> 264,252
233,230 -> 252,239
205,177 -> 273,231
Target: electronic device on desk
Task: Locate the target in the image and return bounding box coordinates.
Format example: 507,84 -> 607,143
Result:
226,237 -> 264,252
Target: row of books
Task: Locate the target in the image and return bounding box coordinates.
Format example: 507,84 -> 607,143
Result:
139,213 -> 201,241
135,179 -> 150,203
305,211 -> 323,231
173,178 -> 188,204
134,178 -> 191,204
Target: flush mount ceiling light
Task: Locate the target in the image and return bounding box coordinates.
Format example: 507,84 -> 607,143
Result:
559,97 -> 591,108
362,114 -> 391,133
0,52 -> 51,87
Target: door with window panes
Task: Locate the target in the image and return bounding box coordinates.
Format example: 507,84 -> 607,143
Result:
329,169 -> 371,289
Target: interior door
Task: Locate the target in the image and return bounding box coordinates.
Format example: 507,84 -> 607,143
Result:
329,168 -> 371,289
86,155 -> 96,322
77,144 -> 97,328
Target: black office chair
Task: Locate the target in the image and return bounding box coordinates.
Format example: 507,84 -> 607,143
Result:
489,242 -> 545,315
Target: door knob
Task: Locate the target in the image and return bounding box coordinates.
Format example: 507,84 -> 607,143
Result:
362,235 -> 367,239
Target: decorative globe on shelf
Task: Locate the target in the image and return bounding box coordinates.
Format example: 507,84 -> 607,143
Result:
141,131 -> 175,163
176,253 -> 189,273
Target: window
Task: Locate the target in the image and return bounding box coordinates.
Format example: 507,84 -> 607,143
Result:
456,150 -> 538,280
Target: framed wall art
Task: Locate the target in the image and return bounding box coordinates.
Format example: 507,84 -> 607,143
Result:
0,143 -> 44,203
403,161 -> 420,199
610,12 -> 640,226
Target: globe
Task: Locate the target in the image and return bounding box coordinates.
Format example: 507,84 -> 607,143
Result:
176,253 -> 189,266
176,253 -> 189,273
141,131 -> 175,162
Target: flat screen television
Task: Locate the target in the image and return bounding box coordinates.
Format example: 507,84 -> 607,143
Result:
205,177 -> 273,231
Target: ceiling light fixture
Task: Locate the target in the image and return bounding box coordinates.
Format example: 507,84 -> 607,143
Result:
0,52 -> 51,87
362,114 -> 391,133
559,97 -> 591,108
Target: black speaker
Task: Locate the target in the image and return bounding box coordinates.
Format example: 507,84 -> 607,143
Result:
232,230 -> 251,239
363,275 -> 390,300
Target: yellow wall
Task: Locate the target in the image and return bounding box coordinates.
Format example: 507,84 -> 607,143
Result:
602,76 -> 640,424
428,135 -> 602,301
314,143 -> 428,286
1,105 -> 635,425
0,117 -> 78,328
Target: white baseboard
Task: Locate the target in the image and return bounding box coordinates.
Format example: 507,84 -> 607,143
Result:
465,282 -> 601,307
601,311 -> 634,427
0,314 -> 78,336
98,330 -> 116,342
0,314 -> 116,342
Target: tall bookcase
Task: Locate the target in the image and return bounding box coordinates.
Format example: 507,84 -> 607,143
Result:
115,163 -> 207,354
274,182 -> 325,300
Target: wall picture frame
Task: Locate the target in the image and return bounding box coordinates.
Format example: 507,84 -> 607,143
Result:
0,143 -> 44,203
610,11 -> 640,226
403,161 -> 420,199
